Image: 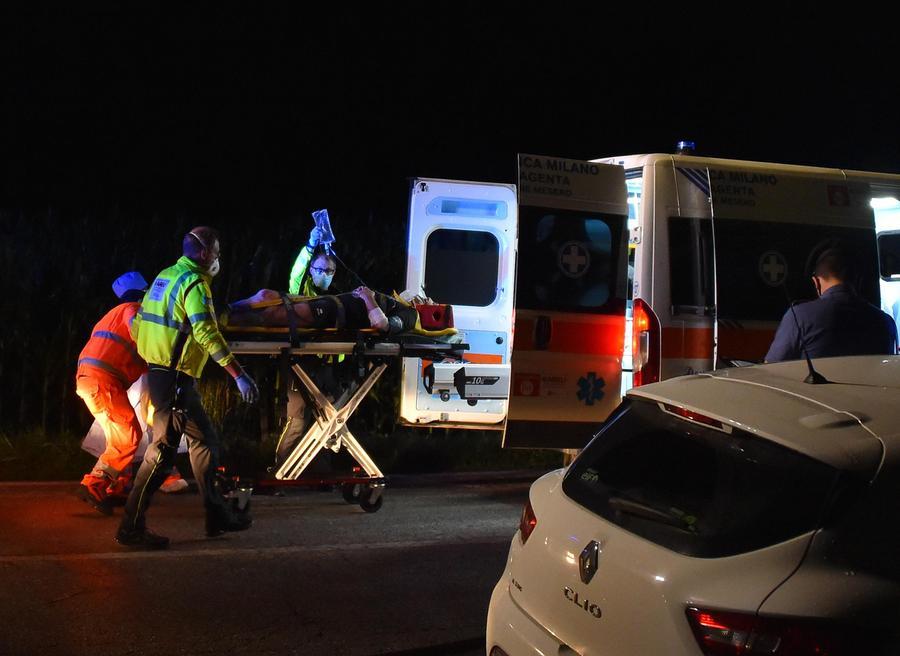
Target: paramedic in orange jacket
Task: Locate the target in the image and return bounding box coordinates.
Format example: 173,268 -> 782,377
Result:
75,271 -> 149,515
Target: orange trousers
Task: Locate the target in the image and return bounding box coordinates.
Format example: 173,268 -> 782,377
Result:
76,373 -> 141,484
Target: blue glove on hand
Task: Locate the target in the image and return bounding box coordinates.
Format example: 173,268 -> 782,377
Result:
308,226 -> 324,249
235,373 -> 259,404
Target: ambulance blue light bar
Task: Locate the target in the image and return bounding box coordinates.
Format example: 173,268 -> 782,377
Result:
676,140 -> 696,155
426,197 -> 508,219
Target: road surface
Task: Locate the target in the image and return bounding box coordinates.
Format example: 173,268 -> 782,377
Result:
0,475 -> 538,655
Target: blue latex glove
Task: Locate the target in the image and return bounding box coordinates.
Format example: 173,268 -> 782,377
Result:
235,373 -> 259,404
308,226 -> 324,249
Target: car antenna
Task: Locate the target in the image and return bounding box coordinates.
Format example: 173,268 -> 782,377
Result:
782,282 -> 829,385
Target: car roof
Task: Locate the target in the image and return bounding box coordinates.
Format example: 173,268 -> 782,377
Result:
628,356 -> 900,476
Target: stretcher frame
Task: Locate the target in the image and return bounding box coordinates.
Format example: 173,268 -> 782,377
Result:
227,333 -> 467,511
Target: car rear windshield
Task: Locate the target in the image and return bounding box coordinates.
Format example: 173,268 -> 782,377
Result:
563,399 -> 842,558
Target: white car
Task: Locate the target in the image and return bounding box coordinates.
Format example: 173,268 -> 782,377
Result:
487,356 -> 900,655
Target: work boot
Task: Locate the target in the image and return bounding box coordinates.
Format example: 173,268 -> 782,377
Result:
76,480 -> 113,516
205,509 -> 253,537
115,527 -> 170,550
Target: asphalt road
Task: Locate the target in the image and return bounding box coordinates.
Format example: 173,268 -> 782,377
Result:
0,475 -> 538,656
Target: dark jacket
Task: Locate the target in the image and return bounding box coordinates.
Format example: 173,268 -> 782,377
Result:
765,284 -> 898,362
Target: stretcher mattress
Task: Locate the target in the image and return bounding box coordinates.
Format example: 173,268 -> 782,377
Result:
222,289 -> 457,338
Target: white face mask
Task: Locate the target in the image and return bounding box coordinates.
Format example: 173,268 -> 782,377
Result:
311,270 -> 333,290
208,258 -> 220,277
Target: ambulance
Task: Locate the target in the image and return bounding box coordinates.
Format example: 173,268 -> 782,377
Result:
596,147 -> 900,398
398,148 -> 900,451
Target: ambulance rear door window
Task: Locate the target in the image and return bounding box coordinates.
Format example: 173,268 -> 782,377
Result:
517,207 -> 627,314
424,228 -> 499,307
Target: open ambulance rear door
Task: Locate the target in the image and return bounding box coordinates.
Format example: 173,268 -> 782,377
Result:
505,154 -> 630,449
399,178 -> 517,430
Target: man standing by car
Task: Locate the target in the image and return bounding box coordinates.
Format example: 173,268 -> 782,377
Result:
766,246 -> 897,362
116,226 -> 259,549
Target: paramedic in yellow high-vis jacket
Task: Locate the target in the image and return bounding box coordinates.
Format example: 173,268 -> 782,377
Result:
116,226 -> 259,550
275,225 -> 347,472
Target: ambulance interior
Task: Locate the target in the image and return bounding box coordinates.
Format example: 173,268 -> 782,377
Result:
874,195 -> 900,326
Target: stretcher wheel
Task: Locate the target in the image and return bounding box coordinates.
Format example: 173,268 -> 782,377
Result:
341,483 -> 362,504
359,488 -> 383,513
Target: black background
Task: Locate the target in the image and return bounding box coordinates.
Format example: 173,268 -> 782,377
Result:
4,6 -> 898,216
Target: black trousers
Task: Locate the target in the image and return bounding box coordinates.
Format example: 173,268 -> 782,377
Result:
120,366 -> 230,532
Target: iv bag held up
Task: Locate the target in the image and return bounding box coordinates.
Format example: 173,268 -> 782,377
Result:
312,209 -> 336,247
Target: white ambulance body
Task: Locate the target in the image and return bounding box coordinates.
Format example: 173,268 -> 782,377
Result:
593,152 -> 900,392
395,156 -> 900,451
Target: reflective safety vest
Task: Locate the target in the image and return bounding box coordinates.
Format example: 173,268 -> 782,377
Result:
77,302 -> 147,386
288,244 -> 320,296
132,256 -> 235,378
288,245 -> 344,363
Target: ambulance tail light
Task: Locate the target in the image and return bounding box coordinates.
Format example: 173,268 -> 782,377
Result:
632,298 -> 660,387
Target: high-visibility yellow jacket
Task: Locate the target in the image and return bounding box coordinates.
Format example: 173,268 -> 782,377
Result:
287,245 -> 344,362
132,256 -> 235,378
288,244 -> 319,296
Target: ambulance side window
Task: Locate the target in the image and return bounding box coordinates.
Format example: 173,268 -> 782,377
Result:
424,229 -> 499,306
669,217 -> 714,315
713,220 -> 880,321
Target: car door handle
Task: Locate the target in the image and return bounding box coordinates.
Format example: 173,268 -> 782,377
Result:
534,315 -> 552,350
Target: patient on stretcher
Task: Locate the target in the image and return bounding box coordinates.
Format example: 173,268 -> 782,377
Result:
225,286 -> 444,335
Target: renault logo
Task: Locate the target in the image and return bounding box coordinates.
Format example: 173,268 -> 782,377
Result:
579,540 -> 600,584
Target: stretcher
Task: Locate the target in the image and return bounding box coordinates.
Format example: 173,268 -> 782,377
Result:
226,329 -> 470,512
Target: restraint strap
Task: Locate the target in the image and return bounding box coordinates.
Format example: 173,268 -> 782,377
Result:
280,293 -> 300,347
333,296 -> 346,330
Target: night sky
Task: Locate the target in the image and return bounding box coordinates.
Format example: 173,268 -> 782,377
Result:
4,7 -> 898,222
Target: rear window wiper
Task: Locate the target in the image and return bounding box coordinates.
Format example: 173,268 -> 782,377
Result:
607,495 -> 698,532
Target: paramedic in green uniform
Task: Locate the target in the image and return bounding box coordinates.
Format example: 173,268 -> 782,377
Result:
116,226 -> 259,549
275,224 -> 345,470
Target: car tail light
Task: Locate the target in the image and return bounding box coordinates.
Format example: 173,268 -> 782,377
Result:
662,403 -> 727,431
632,298 -> 660,387
686,607 -> 850,655
519,498 -> 537,544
